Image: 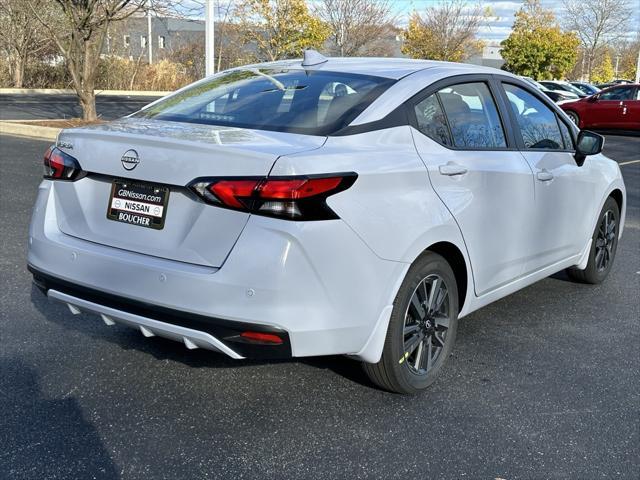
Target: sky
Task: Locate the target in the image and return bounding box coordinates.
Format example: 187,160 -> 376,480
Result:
392,0 -> 640,43
182,0 -> 640,45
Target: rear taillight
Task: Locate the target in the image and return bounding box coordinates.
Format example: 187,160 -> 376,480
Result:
189,173 -> 356,221
43,146 -> 83,180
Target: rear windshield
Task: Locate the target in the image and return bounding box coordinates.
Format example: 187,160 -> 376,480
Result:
134,69 -> 394,136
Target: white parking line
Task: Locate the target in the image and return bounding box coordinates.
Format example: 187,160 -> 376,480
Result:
619,159 -> 640,166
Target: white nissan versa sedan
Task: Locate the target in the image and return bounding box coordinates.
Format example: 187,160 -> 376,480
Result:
28,53 -> 626,394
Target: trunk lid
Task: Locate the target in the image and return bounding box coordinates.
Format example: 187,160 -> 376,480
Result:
53,118 -> 325,267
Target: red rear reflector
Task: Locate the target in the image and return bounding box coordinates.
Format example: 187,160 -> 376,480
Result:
258,177 -> 342,200
240,331 -> 284,345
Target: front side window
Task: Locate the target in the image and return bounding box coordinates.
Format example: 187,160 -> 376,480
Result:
599,87 -> 634,101
437,82 -> 506,148
551,82 -> 584,96
136,69 -> 394,135
503,84 -> 564,150
558,119 -> 573,150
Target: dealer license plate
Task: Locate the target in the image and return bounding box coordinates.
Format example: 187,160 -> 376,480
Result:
106,179 -> 169,230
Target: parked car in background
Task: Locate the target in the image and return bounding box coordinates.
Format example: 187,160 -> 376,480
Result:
521,77 -> 579,103
540,81 -> 588,98
570,82 -> 600,96
561,84 -> 640,131
596,80 -> 633,89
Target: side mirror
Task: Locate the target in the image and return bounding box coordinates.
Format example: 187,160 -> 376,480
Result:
574,130 -> 604,166
588,94 -> 599,102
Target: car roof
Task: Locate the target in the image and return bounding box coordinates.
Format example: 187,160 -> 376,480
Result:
600,83 -> 640,91
235,56 -> 508,80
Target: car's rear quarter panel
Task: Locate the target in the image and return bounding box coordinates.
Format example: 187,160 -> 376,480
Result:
271,126 -> 469,266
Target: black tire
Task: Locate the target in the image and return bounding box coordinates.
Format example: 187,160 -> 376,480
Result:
567,196 -> 620,284
566,110 -> 580,127
363,252 -> 459,394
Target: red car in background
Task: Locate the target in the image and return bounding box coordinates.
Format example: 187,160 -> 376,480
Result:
560,84 -> 640,131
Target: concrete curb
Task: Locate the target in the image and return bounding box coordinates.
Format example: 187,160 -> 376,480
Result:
0,121 -> 61,140
0,88 -> 169,97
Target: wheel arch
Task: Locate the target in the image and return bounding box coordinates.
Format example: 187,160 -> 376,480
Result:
421,241 -> 468,313
598,180 -> 626,240
352,238 -> 473,364
609,188 -> 623,216
563,109 -> 580,126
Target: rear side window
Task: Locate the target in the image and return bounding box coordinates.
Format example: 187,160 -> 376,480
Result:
413,82 -> 507,149
135,69 -> 394,136
503,84 -> 564,150
414,95 -> 452,146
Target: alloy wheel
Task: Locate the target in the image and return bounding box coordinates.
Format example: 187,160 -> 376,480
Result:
567,111 -> 579,126
402,274 -> 450,375
595,210 -> 616,272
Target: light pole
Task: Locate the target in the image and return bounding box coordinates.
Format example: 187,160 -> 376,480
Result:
205,0 -> 215,77
147,7 -> 153,65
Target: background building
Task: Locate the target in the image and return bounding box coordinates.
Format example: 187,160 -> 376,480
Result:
467,43 -> 505,69
106,16 -> 205,61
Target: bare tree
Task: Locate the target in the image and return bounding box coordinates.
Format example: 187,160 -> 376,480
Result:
563,0 -> 631,80
30,0 -> 147,120
215,0 -> 237,71
315,0 -> 394,57
402,0 -> 486,62
0,0 -> 51,87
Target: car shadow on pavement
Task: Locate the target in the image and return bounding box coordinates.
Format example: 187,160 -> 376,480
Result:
29,284 -> 377,389
0,358 -> 119,479
549,269 -> 574,282
299,356 -> 377,388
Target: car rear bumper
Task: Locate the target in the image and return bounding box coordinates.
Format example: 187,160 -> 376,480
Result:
30,266 -> 292,359
28,180 -> 406,360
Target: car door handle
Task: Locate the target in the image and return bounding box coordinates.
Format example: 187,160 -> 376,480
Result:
439,163 -> 468,176
537,170 -> 554,182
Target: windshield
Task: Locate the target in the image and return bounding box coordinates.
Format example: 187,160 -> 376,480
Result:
522,77 -> 547,91
559,83 -> 586,96
135,69 -> 395,136
572,83 -> 600,95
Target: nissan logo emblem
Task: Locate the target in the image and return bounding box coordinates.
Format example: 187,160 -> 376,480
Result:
121,149 -> 140,171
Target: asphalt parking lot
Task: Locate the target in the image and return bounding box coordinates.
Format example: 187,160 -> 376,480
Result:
0,94 -> 159,121
0,133 -> 638,479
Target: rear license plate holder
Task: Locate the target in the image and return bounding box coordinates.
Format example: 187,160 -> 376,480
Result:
107,179 -> 169,230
